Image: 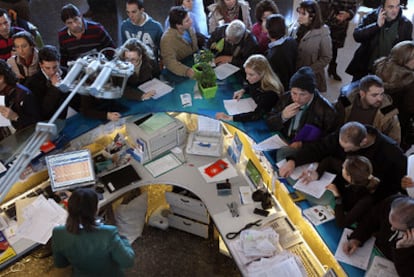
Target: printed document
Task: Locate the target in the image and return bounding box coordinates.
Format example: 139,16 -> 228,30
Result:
293,172 -> 336,199
276,160 -> 319,181
224,98 -> 257,115
16,195 -> 67,244
138,78 -> 173,99
365,256 -> 398,277
406,155 -> 414,198
198,115 -> 221,133
214,63 -> 240,80
253,134 -> 288,151
246,253 -> 307,277
0,96 -> 11,127
144,153 -> 182,177
335,228 -> 375,270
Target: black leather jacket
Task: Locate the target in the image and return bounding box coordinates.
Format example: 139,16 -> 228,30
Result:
346,8 -> 412,79
266,91 -> 338,141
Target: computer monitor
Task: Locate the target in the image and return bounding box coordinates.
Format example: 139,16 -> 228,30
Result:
245,159 -> 262,188
46,149 -> 96,192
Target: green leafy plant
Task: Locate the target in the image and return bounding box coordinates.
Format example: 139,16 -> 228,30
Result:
194,49 -> 214,65
193,62 -> 217,88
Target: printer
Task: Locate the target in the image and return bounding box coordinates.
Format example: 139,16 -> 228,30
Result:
126,113 -> 186,162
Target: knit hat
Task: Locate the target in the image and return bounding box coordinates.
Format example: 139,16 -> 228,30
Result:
289,66 -> 316,93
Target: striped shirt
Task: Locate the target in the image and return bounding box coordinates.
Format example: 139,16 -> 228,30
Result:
0,26 -> 25,60
58,19 -> 115,66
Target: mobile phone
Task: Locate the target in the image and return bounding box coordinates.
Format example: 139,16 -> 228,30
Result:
253,208 -> 269,217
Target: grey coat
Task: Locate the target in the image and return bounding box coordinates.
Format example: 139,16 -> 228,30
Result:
292,25 -> 332,92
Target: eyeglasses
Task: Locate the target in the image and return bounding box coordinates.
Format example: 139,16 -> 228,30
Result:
296,7 -> 306,15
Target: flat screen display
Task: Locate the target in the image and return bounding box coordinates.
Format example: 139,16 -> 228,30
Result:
245,159 -> 262,188
46,149 -> 95,191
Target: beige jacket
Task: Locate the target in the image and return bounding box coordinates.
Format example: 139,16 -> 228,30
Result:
160,27 -> 198,77
291,24 -> 332,92
337,89 -> 401,144
207,1 -> 251,33
7,48 -> 39,80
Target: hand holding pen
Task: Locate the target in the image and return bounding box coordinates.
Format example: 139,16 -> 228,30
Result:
299,163 -> 318,184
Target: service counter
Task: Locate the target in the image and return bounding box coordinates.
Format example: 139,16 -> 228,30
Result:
0,76 -> 366,276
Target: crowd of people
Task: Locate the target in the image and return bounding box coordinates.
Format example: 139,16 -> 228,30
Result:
1,0 -> 414,275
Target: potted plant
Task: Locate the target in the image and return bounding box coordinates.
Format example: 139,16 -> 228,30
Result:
192,50 -> 217,99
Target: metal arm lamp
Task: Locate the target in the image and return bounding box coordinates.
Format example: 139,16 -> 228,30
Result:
0,49 -> 134,203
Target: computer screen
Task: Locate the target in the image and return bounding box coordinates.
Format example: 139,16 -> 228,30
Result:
245,159 -> 262,188
46,149 -> 95,192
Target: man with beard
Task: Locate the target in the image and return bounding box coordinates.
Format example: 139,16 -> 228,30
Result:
336,75 -> 400,143
57,3 -> 115,66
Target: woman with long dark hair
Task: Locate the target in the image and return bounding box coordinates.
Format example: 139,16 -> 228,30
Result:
290,0 -> 332,92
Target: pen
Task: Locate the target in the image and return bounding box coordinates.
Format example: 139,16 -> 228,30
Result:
389,230 -> 400,242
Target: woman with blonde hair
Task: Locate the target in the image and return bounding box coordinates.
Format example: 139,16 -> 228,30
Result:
374,40 -> 414,150
326,155 -> 380,228
207,0 -> 252,33
215,54 -> 283,122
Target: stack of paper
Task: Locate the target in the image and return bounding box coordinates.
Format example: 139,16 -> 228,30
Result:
16,195 -> 67,244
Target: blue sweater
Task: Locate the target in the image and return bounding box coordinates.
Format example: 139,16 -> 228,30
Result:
120,14 -> 163,60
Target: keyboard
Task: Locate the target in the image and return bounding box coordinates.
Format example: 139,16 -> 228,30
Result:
288,242 -> 325,277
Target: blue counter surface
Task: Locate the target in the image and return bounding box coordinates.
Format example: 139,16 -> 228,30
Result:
61,77 -> 366,276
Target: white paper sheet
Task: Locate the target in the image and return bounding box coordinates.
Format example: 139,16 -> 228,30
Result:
276,159 -> 319,181
198,115 -> 221,133
0,96 -> 11,127
214,63 -> 240,80
247,254 -> 307,277
138,78 -> 173,99
253,134 -> 288,151
224,98 -> 257,115
406,155 -> 414,198
365,256 -> 398,277
293,172 -> 336,199
334,228 -> 375,270
144,153 -> 182,177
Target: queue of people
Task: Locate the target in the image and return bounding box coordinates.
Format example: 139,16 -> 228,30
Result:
0,0 -> 413,275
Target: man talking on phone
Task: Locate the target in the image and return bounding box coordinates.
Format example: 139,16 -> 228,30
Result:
346,0 -> 412,81
343,195 -> 414,276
